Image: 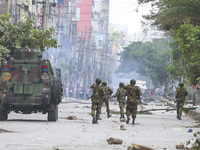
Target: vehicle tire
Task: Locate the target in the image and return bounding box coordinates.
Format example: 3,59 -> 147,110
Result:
5,113 -> 8,120
48,105 -> 58,121
0,110 -> 7,121
51,77 -> 62,104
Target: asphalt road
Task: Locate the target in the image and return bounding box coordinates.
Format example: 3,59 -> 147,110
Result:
0,98 -> 198,150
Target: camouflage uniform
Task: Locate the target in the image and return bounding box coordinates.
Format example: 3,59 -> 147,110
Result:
175,83 -> 188,120
99,82 -> 113,118
113,86 -> 127,119
124,79 -> 142,125
90,78 -> 104,124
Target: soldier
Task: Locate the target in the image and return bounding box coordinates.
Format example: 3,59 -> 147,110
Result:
90,78 -> 104,124
175,83 -> 188,120
124,79 -> 142,125
99,82 -> 113,118
113,82 -> 127,119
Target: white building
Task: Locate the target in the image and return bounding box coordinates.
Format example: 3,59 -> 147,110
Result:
140,20 -> 165,42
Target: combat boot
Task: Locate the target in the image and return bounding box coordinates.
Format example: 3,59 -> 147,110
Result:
107,112 -> 111,118
126,116 -> 130,124
132,119 -> 135,125
177,115 -> 181,120
92,116 -> 96,124
95,118 -> 98,124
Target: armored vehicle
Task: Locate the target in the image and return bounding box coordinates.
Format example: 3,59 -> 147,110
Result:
0,49 -> 62,121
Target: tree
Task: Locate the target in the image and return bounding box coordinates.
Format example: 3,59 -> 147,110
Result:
136,0 -> 200,85
137,0 -> 200,31
0,12 -> 58,56
166,42 -> 183,80
0,45 -> 10,65
118,38 -> 171,87
169,20 -> 200,84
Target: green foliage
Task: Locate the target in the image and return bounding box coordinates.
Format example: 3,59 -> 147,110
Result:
0,12 -> 58,55
183,108 -> 190,115
187,131 -> 200,149
118,38 -> 171,86
137,0 -> 200,31
0,45 -> 10,66
166,41 -> 183,80
169,20 -> 200,84
137,0 -> 200,85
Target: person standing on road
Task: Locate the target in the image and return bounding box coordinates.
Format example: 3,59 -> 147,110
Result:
99,82 -> 113,118
90,78 -> 104,124
124,79 -> 142,125
112,82 -> 127,119
175,82 -> 188,120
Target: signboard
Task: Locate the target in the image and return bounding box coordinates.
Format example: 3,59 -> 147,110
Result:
72,3 -> 80,21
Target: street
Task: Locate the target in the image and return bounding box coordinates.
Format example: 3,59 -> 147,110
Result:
0,97 -> 198,150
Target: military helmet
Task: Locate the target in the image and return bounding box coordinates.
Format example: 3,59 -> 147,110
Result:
179,82 -> 184,87
119,82 -> 124,87
102,82 -> 107,86
130,79 -> 136,85
96,78 -> 102,84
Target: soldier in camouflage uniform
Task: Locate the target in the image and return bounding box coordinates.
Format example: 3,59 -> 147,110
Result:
90,78 -> 104,124
124,79 -> 142,125
99,82 -> 113,118
113,82 -> 127,119
175,83 -> 188,120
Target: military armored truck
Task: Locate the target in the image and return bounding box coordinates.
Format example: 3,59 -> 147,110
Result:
0,49 -> 62,121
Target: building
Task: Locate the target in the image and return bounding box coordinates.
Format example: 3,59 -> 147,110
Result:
139,20 -> 165,42
0,0 -> 13,15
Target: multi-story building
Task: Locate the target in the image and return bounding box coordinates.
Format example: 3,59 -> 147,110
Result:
0,0 -> 13,15
139,20 -> 165,42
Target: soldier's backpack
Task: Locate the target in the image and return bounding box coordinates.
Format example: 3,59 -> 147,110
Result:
93,85 -> 102,98
118,88 -> 126,99
176,88 -> 186,99
128,86 -> 139,98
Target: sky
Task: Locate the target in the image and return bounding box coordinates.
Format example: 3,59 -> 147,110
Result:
109,0 -> 151,34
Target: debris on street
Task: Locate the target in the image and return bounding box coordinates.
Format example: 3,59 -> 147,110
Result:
175,144 -> 185,149
67,116 -> 77,120
107,137 -> 123,145
0,128 -> 13,133
127,143 -> 153,150
120,125 -> 126,130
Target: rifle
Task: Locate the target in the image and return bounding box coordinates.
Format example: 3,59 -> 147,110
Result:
138,97 -> 148,105
85,95 -> 92,101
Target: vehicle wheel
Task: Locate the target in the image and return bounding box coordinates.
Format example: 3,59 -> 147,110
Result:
5,113 -> 8,120
0,110 -> 7,121
48,105 -> 58,121
51,77 -> 62,104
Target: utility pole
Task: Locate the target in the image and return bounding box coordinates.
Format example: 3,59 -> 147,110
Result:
82,26 -> 87,98
13,0 -> 17,24
15,0 -> 21,24
74,32 -> 83,98
42,0 -> 49,30
57,2 -> 62,45
82,26 -> 88,71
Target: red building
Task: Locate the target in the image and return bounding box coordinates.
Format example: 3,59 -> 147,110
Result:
76,0 -> 93,40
